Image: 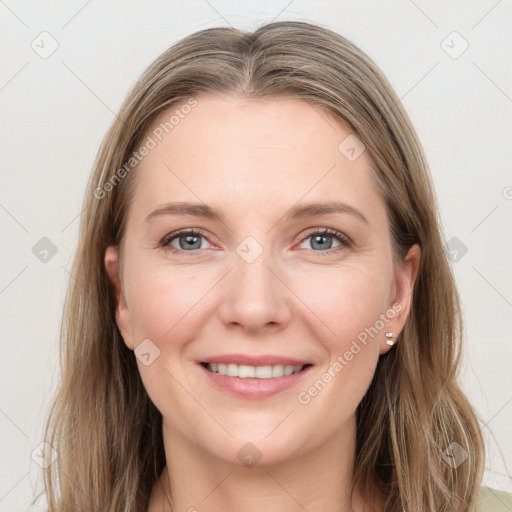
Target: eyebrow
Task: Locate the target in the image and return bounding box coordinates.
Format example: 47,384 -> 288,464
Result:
144,200 -> 369,225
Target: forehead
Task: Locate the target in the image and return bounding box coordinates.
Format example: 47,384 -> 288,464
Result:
129,94 -> 386,226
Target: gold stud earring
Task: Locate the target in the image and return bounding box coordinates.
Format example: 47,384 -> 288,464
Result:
385,332 -> 395,346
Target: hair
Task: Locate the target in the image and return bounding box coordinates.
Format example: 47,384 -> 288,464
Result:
34,20 -> 484,512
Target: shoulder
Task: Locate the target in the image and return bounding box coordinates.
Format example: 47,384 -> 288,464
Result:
477,486 -> 512,511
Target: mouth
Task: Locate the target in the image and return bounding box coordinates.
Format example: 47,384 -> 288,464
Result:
198,359 -> 314,399
200,362 -> 312,378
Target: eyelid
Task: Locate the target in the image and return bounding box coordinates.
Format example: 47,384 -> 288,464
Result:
161,228 -> 216,251
296,227 -> 351,243
294,227 -> 352,253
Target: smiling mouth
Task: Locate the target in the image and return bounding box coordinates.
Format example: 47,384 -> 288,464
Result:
201,362 -> 312,379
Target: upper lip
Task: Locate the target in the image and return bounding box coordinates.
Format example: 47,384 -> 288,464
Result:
199,354 -> 311,367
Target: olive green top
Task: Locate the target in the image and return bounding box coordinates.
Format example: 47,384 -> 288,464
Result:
477,486 -> 512,511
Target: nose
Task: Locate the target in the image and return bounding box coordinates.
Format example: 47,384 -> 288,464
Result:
217,247 -> 292,335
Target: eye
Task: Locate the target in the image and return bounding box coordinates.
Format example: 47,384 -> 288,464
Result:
161,229 -> 214,253
161,228 -> 351,255
297,228 -> 351,254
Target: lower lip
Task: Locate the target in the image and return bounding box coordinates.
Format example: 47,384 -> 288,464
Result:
199,364 -> 313,399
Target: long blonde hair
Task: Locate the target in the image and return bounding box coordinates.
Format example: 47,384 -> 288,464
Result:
34,21 -> 484,511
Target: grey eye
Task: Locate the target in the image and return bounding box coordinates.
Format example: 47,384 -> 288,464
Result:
174,234 -> 203,250
163,230 -> 212,252
309,234 -> 335,250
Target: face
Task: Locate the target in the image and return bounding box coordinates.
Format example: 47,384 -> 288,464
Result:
105,94 -> 420,467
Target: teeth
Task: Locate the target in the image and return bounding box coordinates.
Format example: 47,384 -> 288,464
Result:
278,365 -> 294,377
206,363 -> 304,378
227,363 -> 238,377
238,365 -> 255,378
255,365 -> 272,378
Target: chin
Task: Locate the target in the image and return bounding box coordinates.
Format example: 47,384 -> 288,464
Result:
195,428 -> 311,469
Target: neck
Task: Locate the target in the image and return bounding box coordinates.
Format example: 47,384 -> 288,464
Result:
151,416 -> 370,512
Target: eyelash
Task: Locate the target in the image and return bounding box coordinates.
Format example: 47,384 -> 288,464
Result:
161,228 -> 351,256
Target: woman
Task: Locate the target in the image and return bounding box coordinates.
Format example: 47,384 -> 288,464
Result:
34,21 -> 511,512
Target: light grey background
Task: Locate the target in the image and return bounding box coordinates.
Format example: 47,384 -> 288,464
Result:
1,1 -> 511,509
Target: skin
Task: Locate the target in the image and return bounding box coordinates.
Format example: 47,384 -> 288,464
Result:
105,94 -> 421,512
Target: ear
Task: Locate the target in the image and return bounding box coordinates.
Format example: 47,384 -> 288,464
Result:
104,246 -> 135,350
379,243 -> 421,355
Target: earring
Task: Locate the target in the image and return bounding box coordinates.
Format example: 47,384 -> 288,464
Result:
385,332 -> 395,346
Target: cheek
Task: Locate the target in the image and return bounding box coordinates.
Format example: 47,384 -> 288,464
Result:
289,260 -> 391,349
291,266 -> 389,426
124,261 -> 217,343
122,261 -> 217,419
